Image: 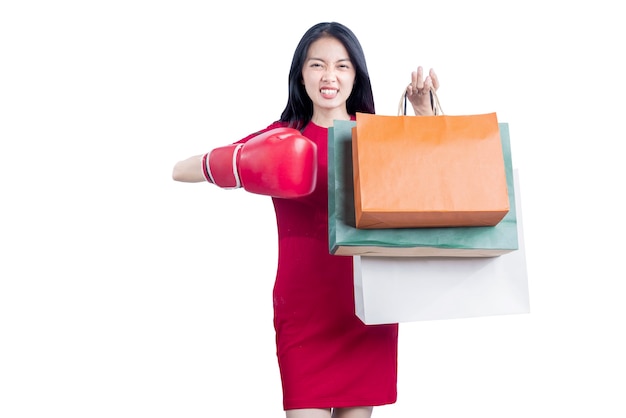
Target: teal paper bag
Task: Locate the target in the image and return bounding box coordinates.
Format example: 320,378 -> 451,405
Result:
328,120 -> 518,257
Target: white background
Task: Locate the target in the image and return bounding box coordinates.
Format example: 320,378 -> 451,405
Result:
1,1 -> 625,417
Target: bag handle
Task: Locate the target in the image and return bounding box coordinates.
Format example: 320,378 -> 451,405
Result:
398,88 -> 443,116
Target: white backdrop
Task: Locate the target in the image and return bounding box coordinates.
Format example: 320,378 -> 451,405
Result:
1,1 -> 625,417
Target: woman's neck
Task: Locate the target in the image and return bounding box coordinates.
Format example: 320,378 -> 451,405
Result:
311,109 -> 351,128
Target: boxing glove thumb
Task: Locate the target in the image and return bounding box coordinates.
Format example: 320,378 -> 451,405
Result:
202,128 -> 317,198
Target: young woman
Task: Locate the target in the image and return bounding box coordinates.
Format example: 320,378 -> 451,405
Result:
172,21 -> 439,418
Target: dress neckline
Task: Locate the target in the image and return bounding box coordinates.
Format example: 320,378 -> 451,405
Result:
306,115 -> 356,130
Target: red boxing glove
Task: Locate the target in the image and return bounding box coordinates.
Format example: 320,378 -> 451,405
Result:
201,127 -> 317,198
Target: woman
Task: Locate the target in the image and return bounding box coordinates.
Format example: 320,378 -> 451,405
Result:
172,22 -> 439,418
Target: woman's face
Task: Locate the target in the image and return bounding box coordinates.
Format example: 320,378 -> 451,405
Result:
302,36 -> 355,121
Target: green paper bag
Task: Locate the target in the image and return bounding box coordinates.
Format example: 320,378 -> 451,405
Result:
328,120 -> 518,257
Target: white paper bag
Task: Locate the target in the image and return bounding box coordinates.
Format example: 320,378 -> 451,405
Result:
353,170 -> 530,324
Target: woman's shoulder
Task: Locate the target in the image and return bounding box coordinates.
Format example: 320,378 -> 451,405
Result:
236,121 -> 289,143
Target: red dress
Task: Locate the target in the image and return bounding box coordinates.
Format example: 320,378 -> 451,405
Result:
239,120 -> 398,411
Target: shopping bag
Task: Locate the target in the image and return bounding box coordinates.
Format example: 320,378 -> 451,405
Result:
353,170 -> 529,324
328,120 -> 518,257
352,112 -> 509,229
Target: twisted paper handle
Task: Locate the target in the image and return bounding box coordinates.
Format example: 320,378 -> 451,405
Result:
398,88 -> 444,116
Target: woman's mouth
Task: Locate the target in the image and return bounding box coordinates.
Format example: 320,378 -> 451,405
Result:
320,88 -> 338,98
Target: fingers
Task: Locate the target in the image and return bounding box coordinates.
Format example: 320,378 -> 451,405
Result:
408,66 -> 437,97
411,66 -> 424,90
429,68 -> 440,91
408,67 -> 424,95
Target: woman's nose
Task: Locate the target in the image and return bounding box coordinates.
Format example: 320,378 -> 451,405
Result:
322,69 -> 337,82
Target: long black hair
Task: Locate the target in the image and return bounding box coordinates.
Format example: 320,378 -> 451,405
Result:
279,22 -> 375,130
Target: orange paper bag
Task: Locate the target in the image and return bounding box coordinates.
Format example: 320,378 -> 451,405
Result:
352,112 -> 509,229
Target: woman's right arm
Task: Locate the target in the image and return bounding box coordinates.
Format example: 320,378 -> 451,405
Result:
172,154 -> 206,183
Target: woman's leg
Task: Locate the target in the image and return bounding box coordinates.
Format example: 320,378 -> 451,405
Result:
332,407 -> 373,418
286,408 -> 331,418
285,406 -> 373,418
